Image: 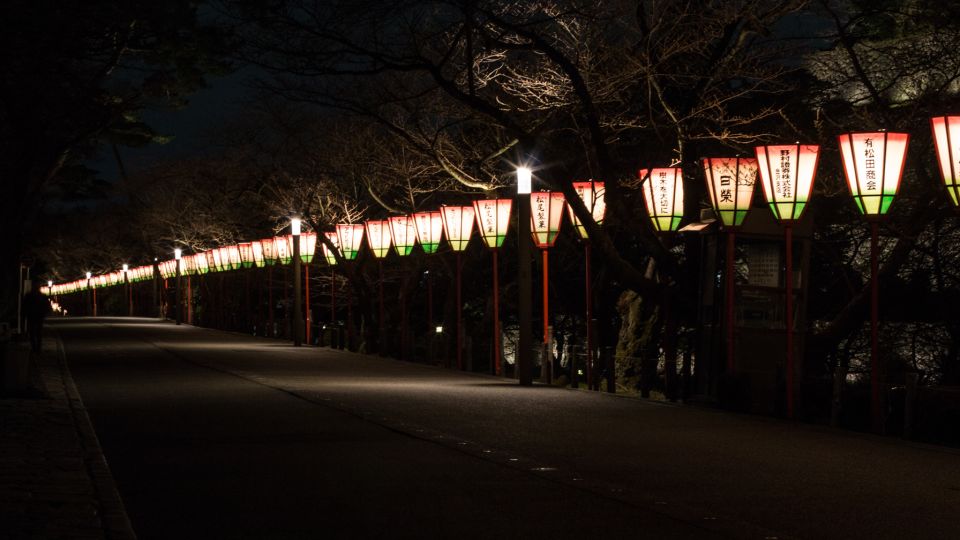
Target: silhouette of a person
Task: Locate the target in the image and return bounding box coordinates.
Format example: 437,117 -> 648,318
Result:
23,288 -> 51,353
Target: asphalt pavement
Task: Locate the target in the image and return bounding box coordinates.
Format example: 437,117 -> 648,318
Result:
53,317 -> 960,540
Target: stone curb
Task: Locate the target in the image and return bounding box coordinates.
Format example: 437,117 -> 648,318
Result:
51,333 -> 137,540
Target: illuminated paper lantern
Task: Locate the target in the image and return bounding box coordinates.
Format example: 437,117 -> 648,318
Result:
413,211 -> 444,254
238,242 -> 254,268
182,255 -> 196,276
322,232 -> 340,265
227,245 -> 242,270
441,205 -> 475,251
472,199 -> 512,249
336,224 -> 365,260
250,240 -> 265,268
755,144 -> 820,222
389,215 -> 418,256
702,157 -> 758,228
194,252 -> 209,274
838,132 -> 909,217
274,236 -> 291,265
931,116 -> 960,205
567,181 -> 606,239
365,220 -> 392,258
300,232 -> 317,263
530,192 -> 566,248
639,167 -> 685,232
260,237 -> 278,265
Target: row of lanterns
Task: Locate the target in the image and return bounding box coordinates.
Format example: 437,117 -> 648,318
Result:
43,118 -> 960,421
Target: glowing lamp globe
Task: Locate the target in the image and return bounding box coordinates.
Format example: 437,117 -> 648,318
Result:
413,211 -> 444,254
838,132 -> 909,218
365,220 -> 393,259
472,199 -> 512,249
274,236 -> 292,265
755,144 -> 820,222
260,237 -> 278,266
930,116 -> 960,205
238,242 -> 255,268
530,192 -> 566,248
639,168 -> 685,232
388,215 -> 418,256
441,205 -> 475,251
702,157 -> 758,229
336,224 -> 365,260
567,181 -> 606,239
322,232 -> 340,265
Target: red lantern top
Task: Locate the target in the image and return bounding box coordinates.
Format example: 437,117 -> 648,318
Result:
754,144 -> 819,222
441,205 -> 475,251
472,199 -> 512,249
838,132 -> 909,218
413,211 -> 444,254
530,192 -> 566,248
567,181 -> 606,239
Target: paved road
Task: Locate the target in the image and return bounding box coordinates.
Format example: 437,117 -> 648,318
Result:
54,318 -> 960,539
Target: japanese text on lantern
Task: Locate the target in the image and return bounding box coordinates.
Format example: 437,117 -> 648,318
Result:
778,150 -> 792,198
720,174 -> 733,203
864,137 -> 877,192
658,170 -> 669,213
536,197 -> 546,229
485,204 -> 494,234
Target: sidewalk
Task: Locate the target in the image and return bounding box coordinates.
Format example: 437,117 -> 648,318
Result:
0,334 -> 135,540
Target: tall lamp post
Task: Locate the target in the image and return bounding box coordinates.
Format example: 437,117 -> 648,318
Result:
473,198 -> 512,375
567,181 -> 606,386
755,143 -> 820,419
516,167 -> 534,386
174,248 -> 182,325
389,215 -> 418,360
440,205 -> 476,370
366,219 -> 393,354
123,264 -> 132,317
291,218 -> 303,346
838,131 -> 909,433
86,271 -> 94,317
702,157 -> 758,374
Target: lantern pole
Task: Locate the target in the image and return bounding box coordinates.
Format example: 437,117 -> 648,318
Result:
869,221 -> 882,433
427,270 -> 434,341
86,272 -> 93,317
517,167 -> 533,386
292,218 -> 303,347
305,263 -> 311,346
187,275 -> 193,324
585,242 -> 593,385
725,230 -> 736,373
175,249 -> 182,325
493,249 -> 501,376
784,224 -> 794,419
456,252 -> 463,370
542,249 -> 549,345
268,265 -> 274,337
330,267 -> 336,329
379,259 -> 386,355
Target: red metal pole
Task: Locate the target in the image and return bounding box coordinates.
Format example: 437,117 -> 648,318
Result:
726,230 -> 736,373
305,264 -> 311,345
542,250 -> 549,344
92,287 -> 97,317
493,249 -> 501,375
785,224 -> 794,419
427,270 -> 433,331
456,252 -> 463,370
268,265 -> 274,337
330,267 -> 336,324
870,221 -> 881,433
585,243 -> 593,389
378,259 -> 385,354
187,276 -> 193,324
